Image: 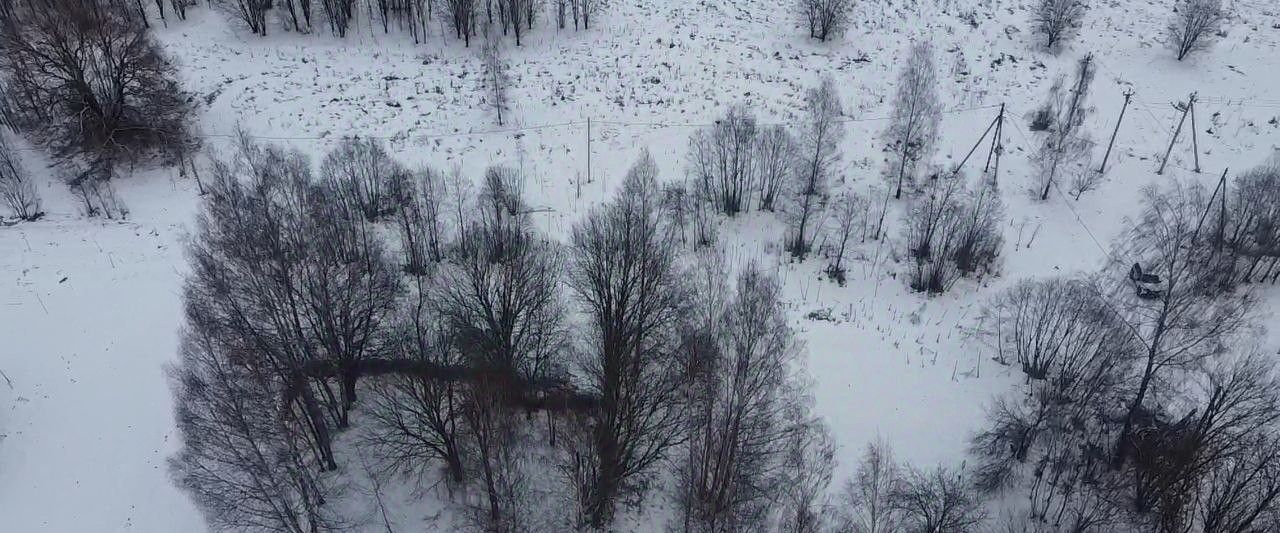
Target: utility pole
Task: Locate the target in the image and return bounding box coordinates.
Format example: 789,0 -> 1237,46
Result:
1189,94 -> 1201,173
985,103 -> 1004,188
1041,55 -> 1093,201
952,105 -> 1002,178
984,104 -> 1004,172
1216,169 -> 1227,248
1062,54 -> 1092,135
1098,89 -> 1132,173
1192,167 -> 1227,244
1157,92 -> 1195,175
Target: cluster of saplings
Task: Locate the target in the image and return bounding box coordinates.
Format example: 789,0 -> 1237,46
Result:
970,165 -> 1280,532
801,0 -> 1230,63
685,59 -> 1002,295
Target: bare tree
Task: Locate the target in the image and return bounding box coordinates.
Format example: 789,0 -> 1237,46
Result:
1130,352 -> 1280,529
1032,0 -> 1088,52
307,179 -> 404,428
891,466 -> 987,533
775,421 -> 836,533
395,165 -> 451,274
885,42 -> 942,199
170,327 -> 342,533
445,0 -> 478,45
826,189 -> 868,284
1109,180 -> 1253,468
170,0 -> 196,20
502,0 -> 535,45
218,0 -> 271,34
457,380 -> 535,533
755,125 -> 796,212
63,156 -> 128,218
571,0 -> 602,29
789,76 -> 844,259
678,264 -> 813,531
439,165 -> 565,383
979,277 -> 1133,386
905,175 -> 964,294
435,166 -> 565,531
320,137 -> 401,221
971,277 -> 1134,528
1211,162 -> 1280,286
483,35 -> 512,126
322,0 -> 359,36
170,140 -> 407,531
175,135 -> 403,473
361,290 -> 469,486
564,151 -> 690,528
689,104 -> 759,215
278,0 -> 312,33
0,133 -> 40,220
1168,0 -> 1227,61
0,0 -> 195,163
1070,164 -> 1106,200
951,180 -> 1004,276
1034,55 -> 1095,201
1199,431 -> 1280,533
800,0 -> 851,42
837,439 -> 904,533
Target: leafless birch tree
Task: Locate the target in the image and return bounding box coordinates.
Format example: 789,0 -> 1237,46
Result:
885,42 -> 942,199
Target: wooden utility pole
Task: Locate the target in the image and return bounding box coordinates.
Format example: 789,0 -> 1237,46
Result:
1192,167 -> 1228,244
1040,55 -> 1094,201
952,105 -> 1002,178
1189,95 -> 1201,173
1157,92 -> 1195,175
1098,89 -> 1133,173
984,104 -> 1004,171
985,104 -> 1004,187
1216,169 -> 1227,248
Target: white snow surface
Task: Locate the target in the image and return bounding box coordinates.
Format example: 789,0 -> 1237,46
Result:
2,0 -> 1279,531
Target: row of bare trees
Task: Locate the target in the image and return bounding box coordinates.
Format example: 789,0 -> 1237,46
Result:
212,0 -> 603,44
684,76 -> 845,265
169,133 -> 842,532
835,440 -> 988,533
970,176 -> 1279,532
1031,0 -> 1229,60
684,52 -> 1004,294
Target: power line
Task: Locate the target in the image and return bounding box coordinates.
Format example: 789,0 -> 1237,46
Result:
594,103 -> 1003,129
2,103 -> 1007,153
0,120 -> 589,152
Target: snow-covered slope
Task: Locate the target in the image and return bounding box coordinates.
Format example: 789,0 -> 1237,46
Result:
2,0 -> 1278,530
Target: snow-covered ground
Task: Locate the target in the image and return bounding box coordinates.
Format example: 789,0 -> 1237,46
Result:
2,0 -> 1279,530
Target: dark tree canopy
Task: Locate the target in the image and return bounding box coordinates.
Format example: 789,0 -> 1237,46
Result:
0,0 -> 195,164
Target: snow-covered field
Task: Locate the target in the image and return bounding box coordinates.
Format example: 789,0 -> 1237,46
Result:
2,0 -> 1278,531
